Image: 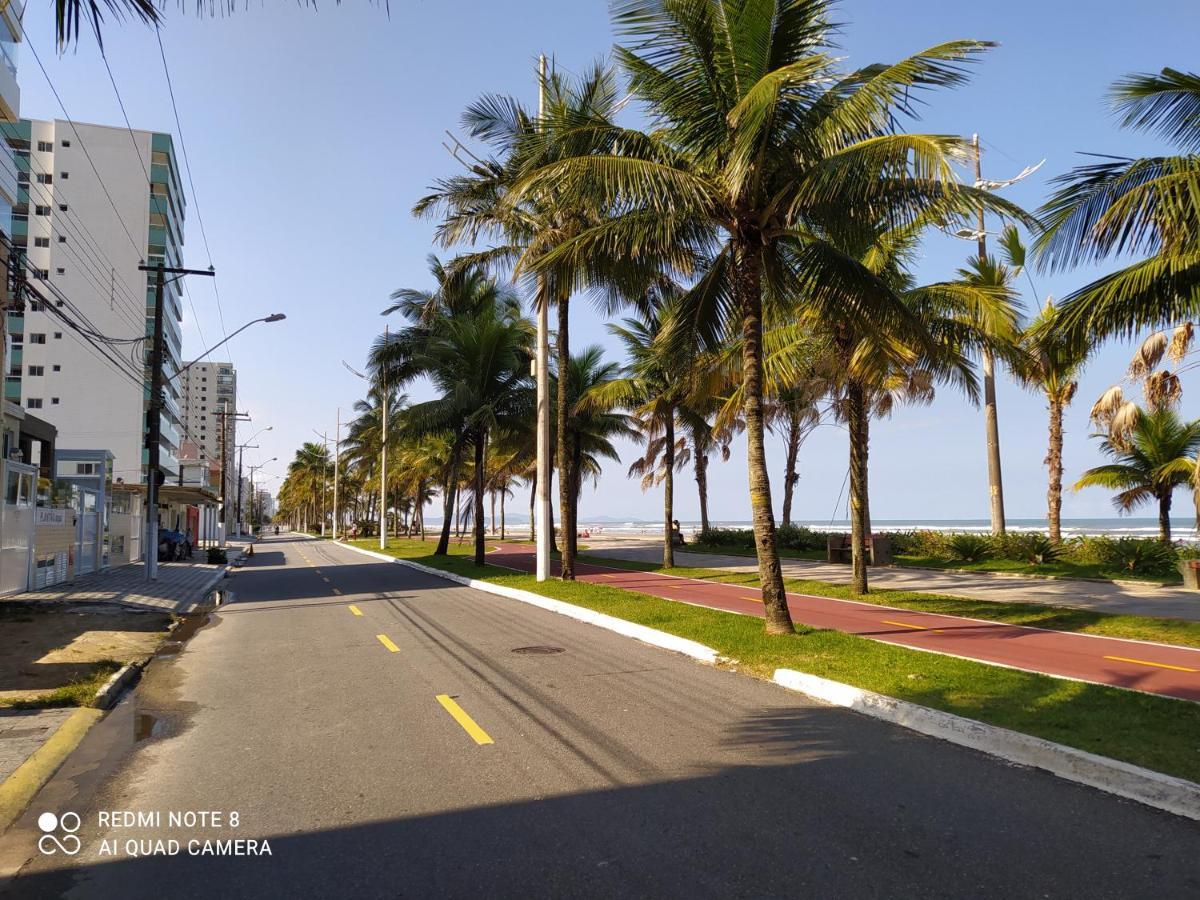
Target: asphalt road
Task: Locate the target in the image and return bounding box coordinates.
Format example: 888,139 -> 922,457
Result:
2,534 -> 1197,899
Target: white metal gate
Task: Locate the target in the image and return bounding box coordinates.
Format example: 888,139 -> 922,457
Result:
0,461 -> 36,595
76,490 -> 99,577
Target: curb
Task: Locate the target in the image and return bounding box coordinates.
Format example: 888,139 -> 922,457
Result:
91,662 -> 143,710
333,542 -> 719,664
0,707 -> 104,836
772,667 -> 1200,821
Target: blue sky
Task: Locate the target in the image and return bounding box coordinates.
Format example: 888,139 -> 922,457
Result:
16,0 -> 1199,522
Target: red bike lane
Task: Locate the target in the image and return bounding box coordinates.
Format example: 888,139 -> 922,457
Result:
486,544 -> 1200,703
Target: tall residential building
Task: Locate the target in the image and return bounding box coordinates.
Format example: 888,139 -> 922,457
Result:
179,360 -> 235,525
0,0 -> 23,459
1,118 -> 186,487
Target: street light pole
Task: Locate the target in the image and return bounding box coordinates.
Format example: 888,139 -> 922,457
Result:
140,262 -> 214,581
332,408 -> 341,541
535,53 -> 551,582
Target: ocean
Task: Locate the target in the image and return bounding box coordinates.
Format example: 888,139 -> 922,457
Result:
574,517 -> 1197,540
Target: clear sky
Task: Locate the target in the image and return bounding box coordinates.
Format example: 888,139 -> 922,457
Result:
16,0 -> 1199,523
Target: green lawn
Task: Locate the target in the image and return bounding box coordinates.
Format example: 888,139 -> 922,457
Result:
348,538 -> 1200,784
681,541 -> 1177,584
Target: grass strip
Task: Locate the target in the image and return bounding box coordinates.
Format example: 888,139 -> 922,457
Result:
683,541 -> 1177,585
0,661 -> 123,710
353,539 -> 1200,784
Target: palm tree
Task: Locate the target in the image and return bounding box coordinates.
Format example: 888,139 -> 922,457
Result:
1074,406 -> 1200,543
1017,301 -> 1095,544
1036,69 -> 1200,341
414,62 -> 629,582
600,303 -> 691,568
512,0 -> 1022,632
280,442 -> 331,533
676,396 -> 737,534
767,383 -> 822,528
401,300 -> 534,564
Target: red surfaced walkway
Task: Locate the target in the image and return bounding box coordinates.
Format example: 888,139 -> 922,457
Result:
486,544 -> 1200,703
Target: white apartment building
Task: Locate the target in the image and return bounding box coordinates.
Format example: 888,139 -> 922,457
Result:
179,360 -> 236,524
2,118 -> 187,487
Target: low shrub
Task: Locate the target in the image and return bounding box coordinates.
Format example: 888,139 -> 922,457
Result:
949,533 -> 991,562
1059,535 -> 1116,566
992,532 -> 1059,565
775,524 -> 825,552
1105,537 -> 1177,575
695,527 -> 756,549
886,529 -> 953,558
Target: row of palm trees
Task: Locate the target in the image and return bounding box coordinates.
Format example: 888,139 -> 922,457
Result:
279,1 -> 1199,637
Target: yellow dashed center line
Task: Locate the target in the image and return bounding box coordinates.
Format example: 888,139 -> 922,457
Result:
1104,655 -> 1198,673
376,634 -> 400,653
436,694 -> 494,745
882,620 -> 927,631
348,605 -> 363,617
742,595 -> 761,603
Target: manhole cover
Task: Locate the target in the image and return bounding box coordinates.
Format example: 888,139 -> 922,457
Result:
511,646 -> 566,655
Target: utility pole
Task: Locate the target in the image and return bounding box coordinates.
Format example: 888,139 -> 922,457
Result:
972,136 -> 1007,537
379,325 -> 388,550
236,446 -> 244,537
332,408 -> 341,541
535,54 -> 551,582
141,263 -> 214,579
216,407 -> 250,549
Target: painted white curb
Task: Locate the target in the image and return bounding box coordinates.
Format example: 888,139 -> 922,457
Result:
334,542 -> 718,664
773,667 -> 1200,821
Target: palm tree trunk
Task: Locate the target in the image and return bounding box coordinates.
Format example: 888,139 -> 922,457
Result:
1047,394 -> 1065,545
435,443 -> 462,555
695,447 -> 710,534
557,295 -> 575,581
983,347 -> 1007,536
782,408 -> 801,527
490,489 -> 496,537
663,410 -> 676,568
529,474 -> 536,542
474,431 -> 486,566
500,484 -> 506,540
847,378 -> 870,594
565,433 -> 579,565
1159,490 -> 1173,544
737,245 -> 793,634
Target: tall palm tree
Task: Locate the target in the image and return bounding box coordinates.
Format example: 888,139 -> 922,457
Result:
600,303 -> 691,568
1074,406 -> 1200,543
1036,68 -> 1200,341
1017,301 -> 1095,544
766,382 -> 822,528
512,0 -> 1022,632
401,302 -> 534,564
414,62 -> 630,582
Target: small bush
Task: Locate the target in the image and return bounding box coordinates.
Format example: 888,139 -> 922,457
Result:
992,532 -> 1059,565
1060,535 -> 1115,566
1105,538 -> 1176,575
775,524 -> 825,552
887,529 -> 953,558
949,533 -> 991,562
206,548 -> 228,565
695,527 -> 757,549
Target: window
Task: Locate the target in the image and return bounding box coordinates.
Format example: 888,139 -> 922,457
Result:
16,171 -> 28,184
28,333 -> 45,344
26,366 -> 43,376
55,267 -> 64,276
34,269 -> 48,280
53,332 -> 62,340
57,235 -> 66,244
61,140 -> 70,147
75,462 -> 96,475
36,141 -> 52,152
27,300 -> 40,311
59,172 -> 68,180
51,398 -> 59,405
33,237 -> 48,248
35,173 -> 51,184
26,398 -> 42,409
52,364 -> 61,372
34,205 -> 50,216
58,203 -> 67,212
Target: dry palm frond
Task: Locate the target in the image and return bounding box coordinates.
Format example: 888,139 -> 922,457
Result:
1110,401 -> 1141,447
1090,385 -> 1124,426
1128,330 -> 1167,379
1061,381 -> 1078,406
1144,369 -> 1183,411
1169,322 -> 1195,365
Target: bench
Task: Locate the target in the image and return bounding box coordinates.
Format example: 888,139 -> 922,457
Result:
826,533 -> 892,566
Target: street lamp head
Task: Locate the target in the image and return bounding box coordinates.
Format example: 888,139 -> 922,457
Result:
264,313 -> 286,323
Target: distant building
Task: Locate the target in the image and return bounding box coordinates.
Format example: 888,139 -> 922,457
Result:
179,361 -> 236,528
1,117 -> 187,488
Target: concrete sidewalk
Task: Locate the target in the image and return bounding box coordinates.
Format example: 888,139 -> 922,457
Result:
581,538 -> 1200,622
3,544 -> 248,614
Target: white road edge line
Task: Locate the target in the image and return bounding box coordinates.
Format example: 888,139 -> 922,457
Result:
332,541 -> 1200,822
